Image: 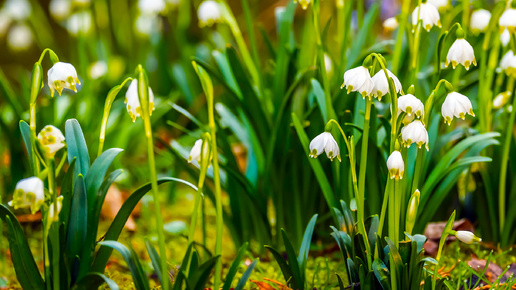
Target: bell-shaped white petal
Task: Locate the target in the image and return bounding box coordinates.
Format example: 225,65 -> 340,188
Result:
401,120 -> 429,150
294,0 -> 311,9
441,92 -> 475,125
125,79 -> 155,122
49,0 -> 71,21
501,28 -> 511,47
341,66 -> 375,99
383,17 -> 398,32
138,0 -> 166,15
38,125 -> 66,156
398,94 -> 424,118
493,91 -> 511,109
47,62 -> 80,97
387,150 -> 404,180
309,132 -> 341,162
7,24 -> 33,51
455,230 -> 482,244
500,50 -> 516,76
4,0 -> 32,21
470,9 -> 491,33
446,38 -> 476,70
48,196 -> 64,222
499,8 -> 516,33
412,3 -> 441,32
371,69 -> 402,100
428,0 -> 448,10
66,11 -> 92,36
8,177 -> 45,214
198,1 -> 222,27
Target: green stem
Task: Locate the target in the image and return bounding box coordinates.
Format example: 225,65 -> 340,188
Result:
411,149 -> 425,194
376,179 -> 391,259
461,0 -> 469,34
498,77 -> 516,234
47,158 -> 60,290
43,221 -> 51,290
411,20 -> 422,86
392,0 -> 411,74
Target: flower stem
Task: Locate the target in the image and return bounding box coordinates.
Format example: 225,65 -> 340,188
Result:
47,158 -> 60,290
392,0 -> 411,74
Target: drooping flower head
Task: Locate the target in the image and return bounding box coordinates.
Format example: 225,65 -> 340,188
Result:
309,132 -> 341,162
499,8 -> 516,33
398,94 -> 424,119
383,17 -> 399,33
445,30 -> 476,70
188,138 -> 212,165
341,66 -> 375,99
470,9 -> 491,34
47,62 -> 80,97
125,79 -> 155,122
500,50 -> 516,76
138,0 -> 166,15
441,92 -> 475,125
386,150 -> 404,180
198,1 -> 222,27
501,28 -> 511,47
7,24 -> 33,51
8,177 -> 45,214
38,125 -> 66,157
412,2 -> 441,32
371,69 -> 402,100
401,120 -> 429,150
493,91 -> 511,109
428,0 -> 449,10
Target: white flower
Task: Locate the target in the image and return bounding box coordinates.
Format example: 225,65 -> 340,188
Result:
499,8 -> 516,33
501,28 -> 511,47
445,38 -> 476,70
428,0 -> 448,10
188,138 -> 211,164
324,53 -> 333,75
398,94 -> 424,118
135,14 -> 161,35
401,120 -> 429,150
8,177 -> 45,214
49,0 -> 71,20
48,196 -> 64,222
295,0 -> 311,10
493,91 -> 511,109
38,125 -> 66,156
125,79 -> 155,122
470,9 -> 491,33
138,0 -> 166,15
386,150 -> 404,180
198,1 -> 222,28
66,12 -> 92,36
47,62 -> 80,97
341,66 -> 375,99
4,0 -> 31,21
500,50 -> 516,75
371,69 -> 402,100
383,17 -> 398,32
455,231 -> 482,244
7,24 -> 33,51
412,2 -> 441,32
441,92 -> 475,125
309,132 -> 341,162
88,61 -> 108,79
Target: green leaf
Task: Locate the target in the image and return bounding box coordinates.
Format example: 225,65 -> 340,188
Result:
74,272 -> 119,290
60,158 -> 76,234
145,239 -> 163,285
0,204 -> 44,289
347,3 -> 379,69
19,120 -> 32,168
281,229 -> 303,290
297,214 -> 318,273
311,79 -> 328,123
85,148 -> 123,212
235,259 -> 258,290
264,245 -> 294,287
385,237 -> 403,286
372,259 -> 391,290
98,241 -> 150,290
223,242 -> 249,290
190,256 -> 220,290
65,119 -> 90,176
67,175 -> 88,283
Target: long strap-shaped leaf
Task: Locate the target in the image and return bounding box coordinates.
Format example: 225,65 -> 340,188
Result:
65,119 -> 90,176
0,204 -> 44,289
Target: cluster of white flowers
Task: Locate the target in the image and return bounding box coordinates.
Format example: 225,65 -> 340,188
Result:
412,2 -> 441,32
500,50 -> 516,77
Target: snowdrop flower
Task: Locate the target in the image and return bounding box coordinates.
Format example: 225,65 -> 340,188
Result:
470,9 -> 491,34
38,125 -> 66,156
7,24 -> 33,51
445,38 -> 476,70
499,8 -> 516,33
49,0 -> 71,21
324,53 -> 333,75
383,17 -> 398,32
125,79 -> 155,122
138,0 -> 166,15
66,12 -> 92,36
401,120 -> 429,150
428,0 -> 448,10
386,150 -> 404,180
8,177 -> 45,214
412,2 -> 441,32
341,66 -> 375,99
4,0 -> 31,21
398,94 -> 424,118
48,196 -> 64,222
198,1 -> 222,28
47,62 -> 80,97
501,29 -> 511,47
500,50 -> 516,75
455,231 -> 482,244
295,0 -> 311,10
493,91 -> 511,109
371,69 -> 402,100
441,92 -> 475,125
309,132 -> 341,162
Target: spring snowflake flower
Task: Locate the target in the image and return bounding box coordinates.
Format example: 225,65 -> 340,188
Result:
470,9 -> 491,34
188,138 -> 212,164
441,92 -> 475,125
383,17 -> 398,32
4,0 -> 31,21
371,69 -> 402,100
386,150 -> 404,180
198,1 -> 222,27
398,94 -> 424,118
49,0 -> 71,21
455,231 -> 482,244
309,132 -> 341,162
66,11 -> 92,36
38,125 -> 66,156
428,0 -> 448,10
125,79 -> 155,122
446,38 -> 476,70
7,24 -> 33,51
47,62 -> 80,97
412,2 -> 441,32
493,91 -> 511,109
138,0 -> 166,15
48,196 -> 64,222
294,0 -> 311,10
501,28 -> 511,47
8,177 -> 45,214
500,50 -> 516,75
499,8 -> 516,33
341,66 -> 375,99
401,120 -> 429,150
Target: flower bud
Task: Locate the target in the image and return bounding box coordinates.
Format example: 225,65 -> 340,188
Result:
8,177 -> 45,214
455,230 -> 482,244
386,150 -> 404,180
125,79 -> 155,122
48,196 -> 63,222
38,125 -> 66,157
405,189 -> 420,235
